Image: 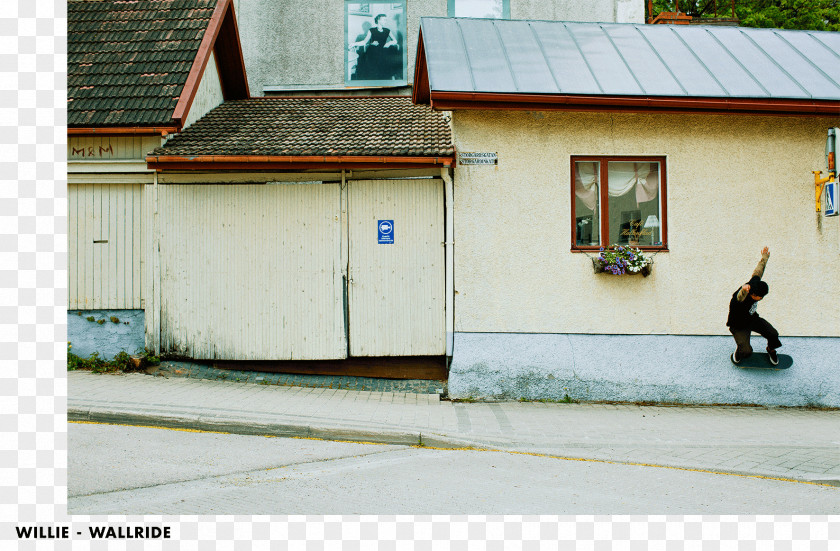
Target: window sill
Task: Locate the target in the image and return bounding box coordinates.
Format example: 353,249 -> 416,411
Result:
572,247 -> 669,253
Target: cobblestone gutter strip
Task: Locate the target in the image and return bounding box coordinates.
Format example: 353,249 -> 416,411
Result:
150,361 -> 447,395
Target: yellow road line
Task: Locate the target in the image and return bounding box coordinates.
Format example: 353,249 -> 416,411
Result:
69,420 -> 838,488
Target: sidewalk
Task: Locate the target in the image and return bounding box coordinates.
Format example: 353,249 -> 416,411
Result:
67,368 -> 840,487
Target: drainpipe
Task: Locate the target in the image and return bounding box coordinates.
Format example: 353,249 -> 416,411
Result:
440,167 -> 455,364
151,170 -> 161,355
340,170 -> 351,358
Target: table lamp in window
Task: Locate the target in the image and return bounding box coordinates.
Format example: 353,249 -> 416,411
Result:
643,214 -> 660,245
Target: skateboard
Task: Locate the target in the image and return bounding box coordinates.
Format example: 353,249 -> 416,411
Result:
731,352 -> 793,370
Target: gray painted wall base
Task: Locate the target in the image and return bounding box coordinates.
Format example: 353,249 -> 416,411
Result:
68,310 -> 145,361
449,333 -> 840,407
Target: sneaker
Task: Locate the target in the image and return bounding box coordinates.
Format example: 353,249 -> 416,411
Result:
731,351 -> 741,364
767,348 -> 779,365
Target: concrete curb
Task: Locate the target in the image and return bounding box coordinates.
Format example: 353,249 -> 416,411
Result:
68,406 -> 430,448
67,403 -> 549,455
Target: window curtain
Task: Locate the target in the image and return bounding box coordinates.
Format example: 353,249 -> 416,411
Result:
575,162 -> 657,211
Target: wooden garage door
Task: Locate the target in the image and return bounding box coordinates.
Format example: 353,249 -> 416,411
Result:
156,184 -> 346,360
68,183 -> 143,310
347,179 -> 445,356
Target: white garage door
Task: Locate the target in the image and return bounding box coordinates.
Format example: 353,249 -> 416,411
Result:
348,179 -> 445,356
155,184 -> 346,360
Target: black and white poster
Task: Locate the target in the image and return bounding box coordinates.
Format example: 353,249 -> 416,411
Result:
345,2 -> 407,86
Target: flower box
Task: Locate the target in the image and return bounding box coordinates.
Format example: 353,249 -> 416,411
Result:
592,258 -> 651,277
591,245 -> 653,277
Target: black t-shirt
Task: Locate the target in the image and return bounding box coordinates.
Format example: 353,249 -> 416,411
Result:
726,275 -> 762,329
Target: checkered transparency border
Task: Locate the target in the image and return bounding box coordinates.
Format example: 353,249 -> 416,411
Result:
1,0 -> 838,547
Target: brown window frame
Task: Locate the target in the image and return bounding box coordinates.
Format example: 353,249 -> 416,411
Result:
570,155 -> 668,252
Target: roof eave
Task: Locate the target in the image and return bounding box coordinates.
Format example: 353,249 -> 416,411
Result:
427,91 -> 840,116
145,154 -> 455,172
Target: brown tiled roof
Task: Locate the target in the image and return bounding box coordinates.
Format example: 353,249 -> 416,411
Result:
149,97 -> 455,158
68,0 -> 217,127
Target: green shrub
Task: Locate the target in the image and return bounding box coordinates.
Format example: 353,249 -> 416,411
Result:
113,351 -> 131,371
67,343 -> 135,374
142,350 -> 160,366
66,342 -> 164,374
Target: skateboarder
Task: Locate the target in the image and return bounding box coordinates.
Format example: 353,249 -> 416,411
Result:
727,246 -> 782,365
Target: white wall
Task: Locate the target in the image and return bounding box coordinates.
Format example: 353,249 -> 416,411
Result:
183,51 -> 225,129
450,109 -> 840,337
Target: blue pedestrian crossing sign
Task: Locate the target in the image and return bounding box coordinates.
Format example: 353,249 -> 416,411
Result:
825,181 -> 837,216
378,220 -> 394,244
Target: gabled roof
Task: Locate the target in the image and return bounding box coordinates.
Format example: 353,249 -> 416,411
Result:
146,96 -> 455,170
413,18 -> 840,115
68,0 -> 249,133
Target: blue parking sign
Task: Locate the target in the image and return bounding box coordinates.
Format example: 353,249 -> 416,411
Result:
378,220 -> 394,244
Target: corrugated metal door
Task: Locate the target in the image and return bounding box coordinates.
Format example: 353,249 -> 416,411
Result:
68,183 -> 143,309
157,184 -> 346,360
348,179 -> 445,356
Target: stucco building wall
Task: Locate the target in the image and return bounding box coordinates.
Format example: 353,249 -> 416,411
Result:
451,110 -> 840,338
232,0 -> 643,95
512,0 -> 643,23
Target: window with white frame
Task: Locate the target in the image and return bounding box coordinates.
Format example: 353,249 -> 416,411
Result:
572,156 -> 667,250
447,0 -> 509,18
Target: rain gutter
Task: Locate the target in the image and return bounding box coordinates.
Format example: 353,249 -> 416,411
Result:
69,127 -> 180,136
428,91 -> 840,116
145,155 -> 455,171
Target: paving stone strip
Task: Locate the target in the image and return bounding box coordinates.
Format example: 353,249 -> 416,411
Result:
149,360 -> 447,395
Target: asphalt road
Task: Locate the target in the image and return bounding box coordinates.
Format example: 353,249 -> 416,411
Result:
68,422 -> 840,515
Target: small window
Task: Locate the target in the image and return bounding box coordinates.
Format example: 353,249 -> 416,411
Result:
572,157 -> 667,250
447,0 -> 510,19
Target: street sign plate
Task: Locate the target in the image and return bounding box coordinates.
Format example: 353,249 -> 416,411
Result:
459,152 -> 498,165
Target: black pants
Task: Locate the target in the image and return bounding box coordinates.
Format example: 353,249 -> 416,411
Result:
730,316 -> 782,358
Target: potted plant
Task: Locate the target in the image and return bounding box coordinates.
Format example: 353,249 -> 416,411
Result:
592,245 -> 653,276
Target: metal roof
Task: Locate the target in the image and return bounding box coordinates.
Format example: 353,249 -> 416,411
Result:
417,18 -> 840,102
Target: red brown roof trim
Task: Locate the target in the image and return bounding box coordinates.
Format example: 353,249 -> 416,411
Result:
172,0 -> 250,127
69,127 -> 180,136
428,91 -> 840,116
146,154 -> 454,171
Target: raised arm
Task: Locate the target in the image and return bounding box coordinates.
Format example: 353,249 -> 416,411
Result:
736,247 -> 770,301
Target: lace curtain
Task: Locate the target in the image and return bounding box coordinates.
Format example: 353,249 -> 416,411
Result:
575,162 -> 658,211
